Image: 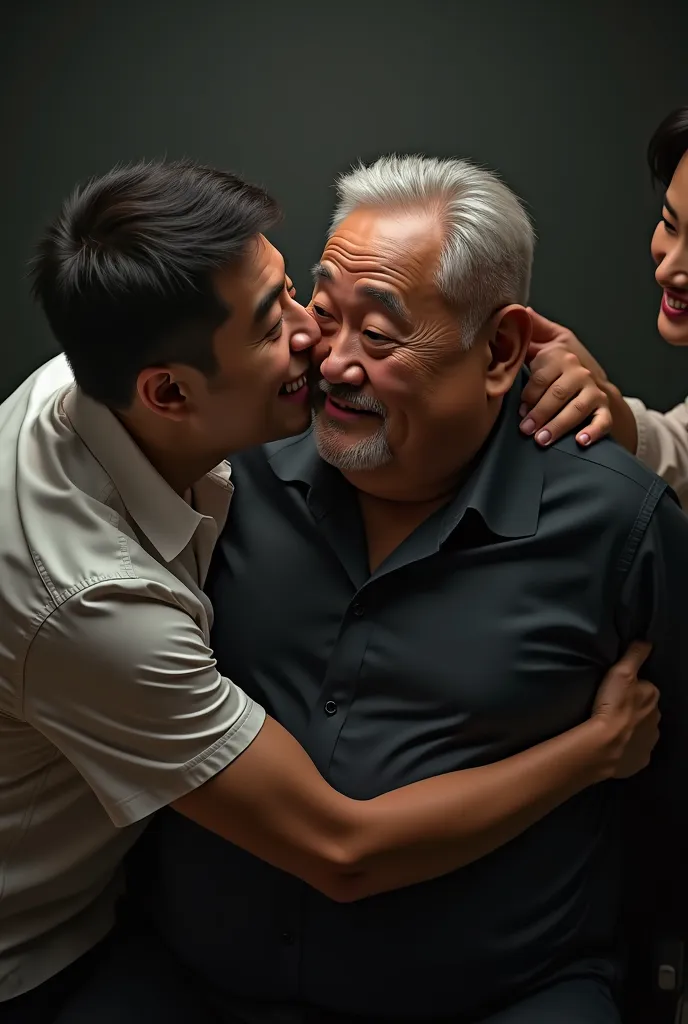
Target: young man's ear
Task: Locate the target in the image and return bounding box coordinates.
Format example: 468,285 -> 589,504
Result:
135,367 -> 196,421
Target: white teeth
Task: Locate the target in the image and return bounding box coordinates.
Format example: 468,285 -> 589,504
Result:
667,295 -> 688,310
283,374 -> 306,393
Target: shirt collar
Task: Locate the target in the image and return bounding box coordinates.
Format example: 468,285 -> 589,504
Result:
62,386 -> 233,563
266,370 -> 543,543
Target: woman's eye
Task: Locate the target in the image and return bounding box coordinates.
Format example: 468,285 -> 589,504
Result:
313,305 -> 331,318
663,217 -> 677,235
286,279 -> 296,298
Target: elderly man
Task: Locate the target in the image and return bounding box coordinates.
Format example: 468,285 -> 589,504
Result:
62,157 -> 688,1023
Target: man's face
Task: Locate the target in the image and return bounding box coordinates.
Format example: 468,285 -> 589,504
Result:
197,235 -> 320,453
307,207 -> 526,499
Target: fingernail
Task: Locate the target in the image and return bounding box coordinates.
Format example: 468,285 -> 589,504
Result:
520,418 -> 535,435
578,432 -> 590,446
535,429 -> 551,445
518,403 -> 528,418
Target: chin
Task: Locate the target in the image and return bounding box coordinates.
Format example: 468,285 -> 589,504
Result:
658,310 -> 688,347
266,407 -> 312,443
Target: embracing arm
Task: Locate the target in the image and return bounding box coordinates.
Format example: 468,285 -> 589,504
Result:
25,580 -> 657,904
177,647 -> 656,902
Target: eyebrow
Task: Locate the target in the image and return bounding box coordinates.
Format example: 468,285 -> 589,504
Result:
358,285 -> 412,326
311,262 -> 412,326
311,262 -> 333,282
253,279 -> 285,324
664,195 -> 678,219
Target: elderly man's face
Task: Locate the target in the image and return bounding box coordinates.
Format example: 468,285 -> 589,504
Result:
308,207 -> 528,498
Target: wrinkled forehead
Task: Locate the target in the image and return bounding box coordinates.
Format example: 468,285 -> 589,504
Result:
317,207 -> 445,300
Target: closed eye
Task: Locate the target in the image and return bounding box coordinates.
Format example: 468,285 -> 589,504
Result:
663,215 -> 677,235
264,315 -> 284,341
364,328 -> 392,342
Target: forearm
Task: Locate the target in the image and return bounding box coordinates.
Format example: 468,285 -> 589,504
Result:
178,714 -> 613,903
346,717 -> 611,899
602,380 -> 638,454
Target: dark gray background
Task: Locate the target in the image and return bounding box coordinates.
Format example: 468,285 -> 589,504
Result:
2,0 -> 687,406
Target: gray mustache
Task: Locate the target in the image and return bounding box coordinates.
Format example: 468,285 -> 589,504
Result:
317,379 -> 387,417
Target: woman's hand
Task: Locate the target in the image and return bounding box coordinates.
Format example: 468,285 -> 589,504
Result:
520,309 -> 613,447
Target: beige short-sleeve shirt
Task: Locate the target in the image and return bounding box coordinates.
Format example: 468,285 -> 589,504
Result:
0,356 -> 265,1000
626,395 -> 688,509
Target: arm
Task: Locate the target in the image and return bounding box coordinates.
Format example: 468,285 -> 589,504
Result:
522,316 -> 688,507
25,580 -> 657,905
623,397 -> 688,508
177,653 -> 657,902
618,493 -> 688,790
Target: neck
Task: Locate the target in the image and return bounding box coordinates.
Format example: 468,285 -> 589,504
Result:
117,413 -> 220,496
341,456 -> 475,506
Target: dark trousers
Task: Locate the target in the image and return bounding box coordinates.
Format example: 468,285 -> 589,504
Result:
50,926 -> 621,1024
2,935 -> 114,1024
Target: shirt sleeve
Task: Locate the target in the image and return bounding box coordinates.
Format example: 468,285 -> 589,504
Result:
23,576 -> 266,827
618,490 -> 688,807
625,396 -> 688,509
616,490 -> 688,930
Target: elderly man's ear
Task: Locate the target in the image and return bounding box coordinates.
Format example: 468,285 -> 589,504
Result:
484,305 -> 532,399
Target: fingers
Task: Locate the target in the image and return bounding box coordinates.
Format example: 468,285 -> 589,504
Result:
574,405 -> 613,448
520,347 -> 573,410
592,642 -> 654,713
526,307 -> 561,343
519,365 -> 610,446
616,641 -> 653,676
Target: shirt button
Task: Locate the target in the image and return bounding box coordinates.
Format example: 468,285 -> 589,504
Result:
324,700 -> 338,716
351,601 -> 364,617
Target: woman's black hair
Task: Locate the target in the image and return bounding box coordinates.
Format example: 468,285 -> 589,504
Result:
647,107 -> 688,188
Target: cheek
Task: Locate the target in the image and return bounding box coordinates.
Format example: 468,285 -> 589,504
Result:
651,224 -> 666,267
262,337 -> 292,382
367,358 -> 418,408
310,337 -> 331,367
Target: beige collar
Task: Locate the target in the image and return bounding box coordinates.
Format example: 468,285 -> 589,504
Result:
62,385 -> 232,563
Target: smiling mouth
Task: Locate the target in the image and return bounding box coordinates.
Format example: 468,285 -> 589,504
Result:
328,396 -> 379,415
662,291 -> 688,318
278,373 -> 308,395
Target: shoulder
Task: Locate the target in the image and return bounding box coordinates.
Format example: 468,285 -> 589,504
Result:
545,430 -> 671,504
30,576 -> 206,665
0,371 -> 194,637
532,431 -> 679,567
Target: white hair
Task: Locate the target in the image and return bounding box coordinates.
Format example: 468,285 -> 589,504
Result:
330,154 -> 535,347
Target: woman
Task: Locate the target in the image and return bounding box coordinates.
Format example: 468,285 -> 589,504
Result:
519,106 -> 688,509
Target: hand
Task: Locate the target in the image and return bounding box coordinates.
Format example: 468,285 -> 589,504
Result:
590,641 -> 660,779
519,309 -> 613,448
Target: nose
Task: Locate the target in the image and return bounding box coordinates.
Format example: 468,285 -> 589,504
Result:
654,235 -> 688,291
316,333 -> 366,387
289,304 -> 321,353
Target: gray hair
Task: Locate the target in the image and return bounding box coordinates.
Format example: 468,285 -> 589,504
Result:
330,154 -> 535,347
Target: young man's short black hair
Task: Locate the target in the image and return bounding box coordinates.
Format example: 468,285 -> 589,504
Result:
31,160 -> 281,408
647,106 -> 688,189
